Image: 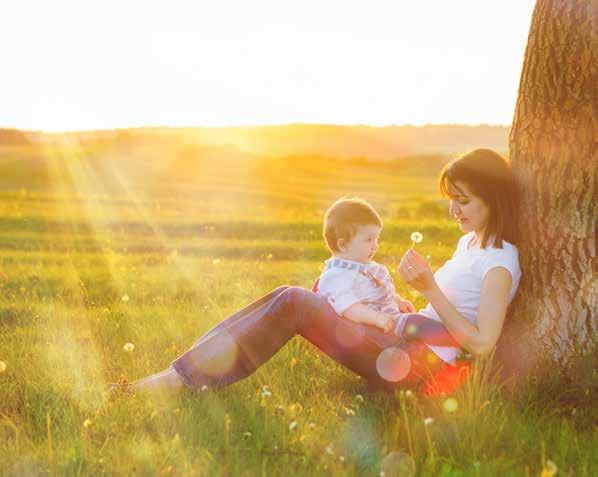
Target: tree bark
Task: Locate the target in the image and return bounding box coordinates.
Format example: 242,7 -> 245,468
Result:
496,0 -> 598,382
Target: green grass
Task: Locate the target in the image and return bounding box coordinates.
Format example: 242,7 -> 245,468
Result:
0,144 -> 596,476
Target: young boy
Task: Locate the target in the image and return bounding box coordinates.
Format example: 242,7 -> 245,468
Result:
316,197 -> 459,346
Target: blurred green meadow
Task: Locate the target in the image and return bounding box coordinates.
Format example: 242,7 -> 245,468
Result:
0,136 -> 596,476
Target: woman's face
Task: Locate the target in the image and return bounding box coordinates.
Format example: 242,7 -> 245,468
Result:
447,180 -> 490,235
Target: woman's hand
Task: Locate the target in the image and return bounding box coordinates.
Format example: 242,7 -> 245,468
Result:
398,249 -> 437,296
395,295 -> 416,313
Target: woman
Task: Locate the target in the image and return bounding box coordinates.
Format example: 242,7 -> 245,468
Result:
121,148 -> 520,394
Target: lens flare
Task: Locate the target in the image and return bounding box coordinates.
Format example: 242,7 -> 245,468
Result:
405,324 -> 418,337
375,347 -> 411,382
335,322 -> 366,348
194,330 -> 238,378
380,451 -> 416,477
442,397 -> 459,413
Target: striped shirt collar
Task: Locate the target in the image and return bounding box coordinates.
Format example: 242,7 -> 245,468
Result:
324,258 -> 378,273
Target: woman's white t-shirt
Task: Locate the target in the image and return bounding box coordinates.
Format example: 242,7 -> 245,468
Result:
419,232 -> 521,364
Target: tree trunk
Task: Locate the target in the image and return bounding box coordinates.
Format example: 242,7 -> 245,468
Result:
496,0 -> 598,382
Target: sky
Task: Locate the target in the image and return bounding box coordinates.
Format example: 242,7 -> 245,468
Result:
2,0 -> 536,132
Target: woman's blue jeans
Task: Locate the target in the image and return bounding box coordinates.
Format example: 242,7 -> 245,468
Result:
171,286 -> 452,391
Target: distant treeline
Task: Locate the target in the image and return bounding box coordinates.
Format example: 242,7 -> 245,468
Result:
0,128 -> 35,146
0,134 -> 450,193
1,123 -> 510,159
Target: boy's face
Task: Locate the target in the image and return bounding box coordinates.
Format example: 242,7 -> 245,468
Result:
337,224 -> 381,263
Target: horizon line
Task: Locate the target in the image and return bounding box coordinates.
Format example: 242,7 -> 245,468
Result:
1,121 -> 512,135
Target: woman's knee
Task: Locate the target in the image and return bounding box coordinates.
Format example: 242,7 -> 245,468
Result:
273,285 -> 291,295
281,286 -> 322,307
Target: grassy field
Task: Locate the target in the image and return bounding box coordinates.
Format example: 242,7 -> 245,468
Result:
0,140 -> 596,476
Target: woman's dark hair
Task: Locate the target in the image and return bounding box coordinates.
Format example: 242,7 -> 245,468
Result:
439,148 -> 518,249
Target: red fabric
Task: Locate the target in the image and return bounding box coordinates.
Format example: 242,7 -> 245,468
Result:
312,279 -> 320,293
421,360 -> 471,396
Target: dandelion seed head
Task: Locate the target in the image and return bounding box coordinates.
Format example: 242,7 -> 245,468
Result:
289,421 -> 298,431
423,417 -> 434,426
123,342 -> 135,352
200,385 -> 208,392
121,294 -> 130,303
410,232 -> 423,244
243,431 -> 252,438
261,385 -> 272,398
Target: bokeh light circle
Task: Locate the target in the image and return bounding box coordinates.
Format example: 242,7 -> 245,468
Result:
442,397 -> 459,413
376,347 -> 411,382
380,451 -> 416,477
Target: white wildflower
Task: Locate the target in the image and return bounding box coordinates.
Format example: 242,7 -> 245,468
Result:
123,342 -> 135,352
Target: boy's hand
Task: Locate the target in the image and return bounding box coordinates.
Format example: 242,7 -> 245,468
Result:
396,296 -> 416,313
376,313 -> 395,333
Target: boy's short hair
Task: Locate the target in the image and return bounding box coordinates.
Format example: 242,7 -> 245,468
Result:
323,197 -> 383,252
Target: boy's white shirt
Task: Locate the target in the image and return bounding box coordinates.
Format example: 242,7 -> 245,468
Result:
317,257 -> 405,321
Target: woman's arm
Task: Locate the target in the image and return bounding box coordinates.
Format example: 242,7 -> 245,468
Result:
399,249 -> 512,356
423,268 -> 512,356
